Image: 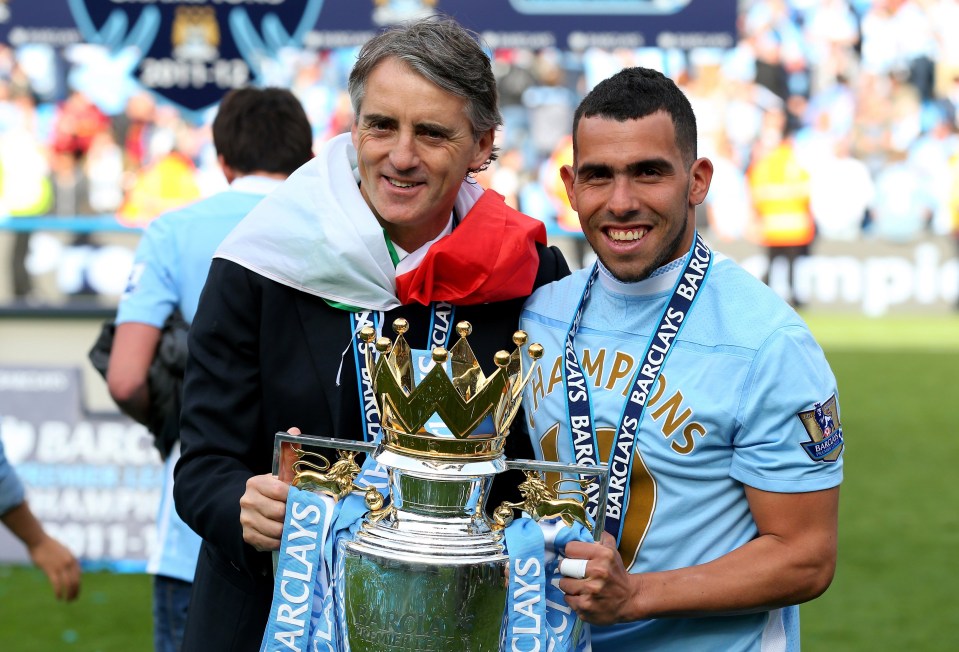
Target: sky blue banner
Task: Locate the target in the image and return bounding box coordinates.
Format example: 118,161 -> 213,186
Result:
0,0 -> 737,110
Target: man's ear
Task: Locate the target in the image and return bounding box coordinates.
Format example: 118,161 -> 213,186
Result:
688,157 -> 713,207
469,128 -> 496,171
560,164 -> 577,212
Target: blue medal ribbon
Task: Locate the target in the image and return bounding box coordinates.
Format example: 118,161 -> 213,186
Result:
350,311 -> 380,443
427,301 -> 455,349
350,303 -> 455,443
563,233 -> 712,544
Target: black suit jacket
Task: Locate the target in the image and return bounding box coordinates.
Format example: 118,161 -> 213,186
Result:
174,243 -> 569,651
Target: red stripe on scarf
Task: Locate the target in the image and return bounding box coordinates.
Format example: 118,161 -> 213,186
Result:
395,190 -> 547,306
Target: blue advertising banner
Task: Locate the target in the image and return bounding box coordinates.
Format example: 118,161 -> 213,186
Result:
0,0 -> 736,115
308,0 -> 737,50
0,0 -> 81,47
63,0 -> 324,113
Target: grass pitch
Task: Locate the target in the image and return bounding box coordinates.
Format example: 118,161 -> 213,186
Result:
0,313 -> 956,650
800,312 -> 959,651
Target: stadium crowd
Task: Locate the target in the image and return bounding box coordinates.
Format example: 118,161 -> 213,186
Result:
1,0 -> 958,288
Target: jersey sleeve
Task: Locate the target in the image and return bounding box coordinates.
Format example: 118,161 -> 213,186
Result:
730,324 -> 844,492
115,216 -> 181,327
0,438 -> 26,516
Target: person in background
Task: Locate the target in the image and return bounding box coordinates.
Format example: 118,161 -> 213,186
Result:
173,16 -> 569,652
748,116 -> 815,308
105,88 -> 314,652
520,66 -> 842,650
0,435 -> 81,602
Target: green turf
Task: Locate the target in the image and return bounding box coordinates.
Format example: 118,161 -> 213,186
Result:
0,566 -> 152,651
0,314 -> 956,649
800,345 -> 959,651
801,312 -> 959,350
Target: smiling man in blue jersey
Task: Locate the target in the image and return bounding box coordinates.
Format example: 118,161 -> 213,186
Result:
520,67 -> 843,651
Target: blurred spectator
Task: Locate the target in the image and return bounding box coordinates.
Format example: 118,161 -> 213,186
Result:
0,84 -> 52,299
809,136 -> 875,241
48,150 -> 93,218
908,102 -> 959,234
0,435 -> 81,602
116,106 -> 204,226
801,0 -> 860,94
113,92 -> 157,172
889,0 -> 937,102
868,149 -> 933,241
861,0 -> 936,101
495,48 -> 537,159
686,48 -> 730,160
930,0 -> 959,100
117,150 -> 201,227
744,0 -> 808,101
705,134 -> 753,242
859,0 -> 902,80
49,89 -> 110,159
522,49 -> 578,162
748,114 -> 815,307
84,130 -> 125,214
851,73 -> 896,175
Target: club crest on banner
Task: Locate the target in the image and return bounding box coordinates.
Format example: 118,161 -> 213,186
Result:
66,0 -> 325,115
371,0 -> 437,27
797,395 -> 844,463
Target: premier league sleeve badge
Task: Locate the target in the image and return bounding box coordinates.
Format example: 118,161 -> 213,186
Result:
797,395 -> 844,463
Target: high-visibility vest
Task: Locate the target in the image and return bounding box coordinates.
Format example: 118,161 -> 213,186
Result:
748,142 -> 815,247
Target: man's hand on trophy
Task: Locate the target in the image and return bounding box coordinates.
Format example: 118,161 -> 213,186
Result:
559,532 -> 639,626
240,426 -> 303,551
239,473 -> 290,552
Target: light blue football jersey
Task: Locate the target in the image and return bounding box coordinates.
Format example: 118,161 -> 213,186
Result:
520,251 -> 844,652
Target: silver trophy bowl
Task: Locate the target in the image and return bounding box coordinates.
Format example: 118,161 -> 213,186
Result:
336,449 -> 508,652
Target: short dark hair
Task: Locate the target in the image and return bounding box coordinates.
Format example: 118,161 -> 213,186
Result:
212,87 -> 313,176
572,67 -> 698,168
347,14 -> 501,172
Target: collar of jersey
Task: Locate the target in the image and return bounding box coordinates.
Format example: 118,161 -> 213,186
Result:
229,175 -> 284,195
597,253 -> 689,297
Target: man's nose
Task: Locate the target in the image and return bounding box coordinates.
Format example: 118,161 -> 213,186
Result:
389,131 -> 420,171
606,176 -> 639,216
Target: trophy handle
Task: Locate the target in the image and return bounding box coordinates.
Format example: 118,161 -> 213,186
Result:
504,458 -> 610,542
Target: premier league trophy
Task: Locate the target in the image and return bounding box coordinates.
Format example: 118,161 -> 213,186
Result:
269,320 -> 605,652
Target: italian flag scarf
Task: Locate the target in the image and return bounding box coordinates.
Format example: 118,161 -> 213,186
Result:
215,133 -> 545,310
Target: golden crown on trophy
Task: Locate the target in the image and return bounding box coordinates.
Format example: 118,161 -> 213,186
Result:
359,319 -> 542,460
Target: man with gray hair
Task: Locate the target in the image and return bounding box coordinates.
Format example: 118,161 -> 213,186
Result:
173,15 -> 568,651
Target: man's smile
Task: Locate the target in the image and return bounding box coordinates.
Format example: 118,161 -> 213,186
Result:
606,226 -> 650,242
